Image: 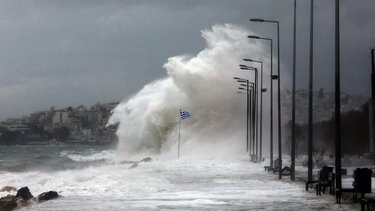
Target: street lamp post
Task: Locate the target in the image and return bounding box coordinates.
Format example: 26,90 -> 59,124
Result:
291,0 -> 297,181
307,0 -> 314,185
240,65 -> 259,162
235,77 -> 249,153
371,49 -> 375,164
235,77 -> 255,156
247,35 -> 274,168
335,0 -> 342,193
251,87 -> 255,158
244,59 -> 266,163
250,18 -> 282,179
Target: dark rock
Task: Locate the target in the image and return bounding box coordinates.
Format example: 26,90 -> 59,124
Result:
0,195 -> 17,211
37,191 -> 59,202
140,157 -> 152,162
16,187 -> 34,201
0,186 -> 17,192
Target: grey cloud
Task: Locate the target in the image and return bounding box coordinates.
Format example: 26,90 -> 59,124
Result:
0,0 -> 374,120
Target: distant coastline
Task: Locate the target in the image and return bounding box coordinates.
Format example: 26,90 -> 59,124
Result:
0,102 -> 119,145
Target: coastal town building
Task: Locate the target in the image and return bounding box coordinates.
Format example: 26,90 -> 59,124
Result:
0,102 -> 119,145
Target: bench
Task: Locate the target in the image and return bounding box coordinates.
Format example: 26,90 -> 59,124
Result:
281,166 -> 291,176
336,168 -> 372,204
304,166 -> 334,193
315,167 -> 335,196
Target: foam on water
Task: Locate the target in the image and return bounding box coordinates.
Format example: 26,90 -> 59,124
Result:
60,149 -> 116,162
1,157 -> 252,199
1,157 -> 356,210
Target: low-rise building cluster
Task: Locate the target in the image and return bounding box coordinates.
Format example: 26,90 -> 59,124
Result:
0,102 -> 119,145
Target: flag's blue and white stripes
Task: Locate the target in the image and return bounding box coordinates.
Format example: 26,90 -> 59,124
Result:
180,111 -> 191,120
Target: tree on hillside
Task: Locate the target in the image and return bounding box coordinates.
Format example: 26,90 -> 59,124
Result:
286,103 -> 369,156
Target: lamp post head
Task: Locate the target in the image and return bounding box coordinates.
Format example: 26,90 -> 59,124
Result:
233,77 -> 241,80
240,66 -> 256,71
243,59 -> 254,62
261,88 -> 268,92
250,18 -> 265,22
248,35 -> 260,39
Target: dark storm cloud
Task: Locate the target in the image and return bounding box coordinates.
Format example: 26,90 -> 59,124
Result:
0,0 -> 374,120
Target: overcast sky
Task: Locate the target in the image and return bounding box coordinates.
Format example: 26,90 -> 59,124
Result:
0,0 -> 374,120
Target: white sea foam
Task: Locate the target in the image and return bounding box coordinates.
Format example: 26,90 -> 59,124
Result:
108,24 -> 276,159
60,150 -> 116,162
1,157 -> 356,210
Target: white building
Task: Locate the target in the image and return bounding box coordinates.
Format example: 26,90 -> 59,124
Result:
52,111 -> 69,126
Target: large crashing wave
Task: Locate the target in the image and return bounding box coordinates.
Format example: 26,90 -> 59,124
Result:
108,24 -> 271,158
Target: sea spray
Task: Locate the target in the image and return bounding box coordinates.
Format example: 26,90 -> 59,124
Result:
108,24 -> 274,158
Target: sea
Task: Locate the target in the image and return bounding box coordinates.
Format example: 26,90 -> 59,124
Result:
0,144 -> 356,210
0,144 -> 116,173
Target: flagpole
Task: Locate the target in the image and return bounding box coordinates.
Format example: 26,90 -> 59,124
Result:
178,109 -> 181,159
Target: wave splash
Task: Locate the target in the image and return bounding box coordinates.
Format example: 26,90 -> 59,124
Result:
108,24 -> 271,158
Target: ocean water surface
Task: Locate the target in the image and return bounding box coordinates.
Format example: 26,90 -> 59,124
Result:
0,144 -> 356,210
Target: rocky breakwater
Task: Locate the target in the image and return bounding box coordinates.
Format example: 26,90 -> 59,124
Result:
0,186 -> 59,211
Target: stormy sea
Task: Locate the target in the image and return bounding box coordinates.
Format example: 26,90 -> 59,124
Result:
0,144 -> 357,210
0,24 -> 355,210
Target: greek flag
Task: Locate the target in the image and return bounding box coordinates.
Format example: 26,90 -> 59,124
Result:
180,111 -> 191,120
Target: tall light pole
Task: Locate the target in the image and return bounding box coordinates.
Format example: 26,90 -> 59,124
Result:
307,0 -> 314,184
371,49 -> 375,164
335,0 -> 342,192
241,82 -> 256,159
235,77 -> 254,154
243,59 -> 266,163
291,0 -> 297,181
240,65 -> 259,161
247,35 -> 274,168
235,77 -> 255,156
250,86 -> 255,158
250,18 -> 282,179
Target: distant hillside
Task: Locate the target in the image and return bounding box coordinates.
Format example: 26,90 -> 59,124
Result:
284,103 -> 369,156
283,88 -> 367,124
